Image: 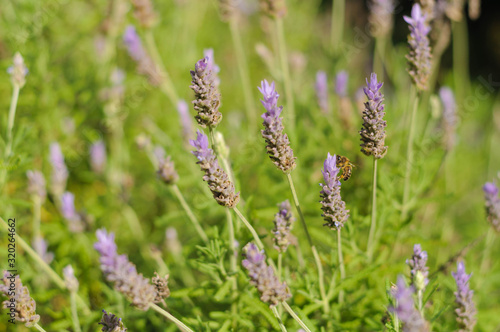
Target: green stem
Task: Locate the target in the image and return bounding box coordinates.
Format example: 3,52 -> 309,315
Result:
452,19 -> 470,105
150,303 -> 194,332
171,184 -> 209,243
229,17 -> 256,130
275,18 -> 295,133
417,289 -> 423,316
278,252 -> 283,282
0,217 -> 91,314
271,306 -> 288,332
282,302 -> 312,332
226,208 -> 237,274
401,91 -> 419,222
373,37 -> 386,82
144,31 -> 179,106
337,229 -> 345,305
122,204 -> 145,240
32,195 -> 41,244
330,0 -> 345,55
285,173 -> 329,313
70,292 -> 82,332
367,157 -> 378,260
480,228 -> 495,273
233,207 -> 265,251
5,84 -> 20,158
34,323 -> 47,332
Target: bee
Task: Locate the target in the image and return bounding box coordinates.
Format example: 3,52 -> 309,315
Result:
336,155 -> 355,181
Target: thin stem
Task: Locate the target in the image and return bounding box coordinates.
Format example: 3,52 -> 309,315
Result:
122,204 -> 145,240
480,228 -> 495,273
417,289 -> 423,315
144,31 -> 179,106
275,18 -> 295,133
452,20 -> 470,105
278,252 -> 283,282
32,195 -> 41,244
226,208 -> 237,274
229,17 -> 256,130
5,84 -> 20,158
271,306 -> 288,332
171,184 -> 209,243
233,207 -> 265,250
401,91 -> 419,222
282,302 -> 312,332
285,173 -> 329,313
337,229 -> 345,304
150,303 -> 194,332
367,157 -> 378,261
330,0 -> 345,55
34,323 -> 47,332
70,292 -> 82,332
0,217 -> 91,314
394,314 -> 400,332
373,37 -> 386,82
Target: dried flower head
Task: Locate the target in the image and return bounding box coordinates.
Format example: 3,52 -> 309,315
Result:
390,276 -> 429,332
468,0 -> 481,20
259,80 -> 296,173
26,170 -> 47,202
369,0 -> 395,37
61,192 -> 84,233
315,71 -> 329,114
99,310 -> 127,332
417,0 -> 436,21
131,0 -> 157,28
152,272 -> 170,304
452,262 -> 477,332
90,140 -> 107,174
320,153 -> 349,230
156,149 -> 179,185
359,73 -> 388,159
190,57 -> 222,128
219,0 -> 237,21
272,200 -> 295,252
50,142 -> 69,197
404,4 -> 432,91
242,243 -> 291,306
0,272 -> 40,327
483,182 -> 500,232
190,131 -> 240,208
94,229 -> 158,310
260,0 -> 287,18
63,265 -> 79,292
406,244 -> 429,291
8,52 -> 28,88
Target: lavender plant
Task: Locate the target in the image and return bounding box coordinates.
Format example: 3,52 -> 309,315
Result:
452,262 -> 477,332
99,310 -> 127,332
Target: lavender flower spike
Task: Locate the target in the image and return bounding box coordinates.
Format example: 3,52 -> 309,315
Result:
452,262 -> 477,332
320,153 -> 349,230
90,140 -> 107,174
439,86 -> 457,151
404,4 -> 432,91
32,236 -> 54,264
63,265 -> 79,292
369,0 -> 395,37
94,229 -> 158,310
61,192 -> 84,233
242,243 -> 291,306
272,200 -> 295,252
8,52 -> 29,88
335,70 -> 349,98
315,71 -> 329,113
190,57 -> 222,128
359,73 -> 388,159
483,182 -> 500,232
99,310 -> 127,332
49,142 -> 69,197
203,48 -> 221,87
26,170 -> 47,202
177,99 -> 194,142
155,147 -> 179,185
390,276 -> 429,332
259,80 -> 296,173
406,244 -> 429,291
190,130 -> 240,208
0,271 -> 40,327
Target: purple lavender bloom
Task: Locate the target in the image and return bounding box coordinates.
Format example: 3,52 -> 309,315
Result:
63,265 -> 79,292
404,4 -> 432,91
99,310 -> 127,332
242,243 -> 291,306
335,70 -> 349,98
50,142 -> 69,197
32,236 -> 54,264
177,100 -> 194,142
154,146 -> 179,185
390,276 -> 429,332
94,229 -> 157,310
359,73 -> 387,159
90,140 -> 107,174
203,48 -> 221,87
319,153 -> 349,230
60,192 -> 84,233
190,130 -> 239,208
483,182 -> 500,232
439,86 -> 457,150
452,262 -> 477,332
272,200 -> 295,252
315,71 -> 329,113
8,52 -> 29,88
369,0 -> 395,37
123,25 -> 146,62
190,57 -> 222,128
406,244 -> 429,291
26,170 -> 47,202
0,272 -> 40,327
259,80 -> 296,173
